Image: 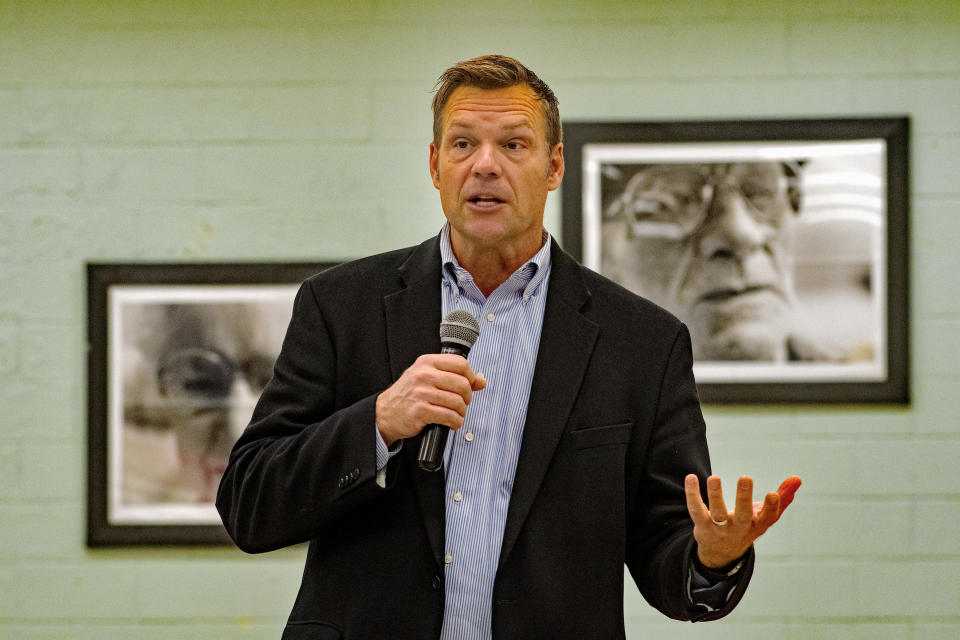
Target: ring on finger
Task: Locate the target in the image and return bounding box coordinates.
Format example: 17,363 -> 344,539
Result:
710,516 -> 728,527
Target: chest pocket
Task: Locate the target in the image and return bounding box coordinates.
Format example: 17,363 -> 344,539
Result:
568,422 -> 632,450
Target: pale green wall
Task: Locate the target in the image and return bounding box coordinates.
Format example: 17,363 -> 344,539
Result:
1,1 -> 958,638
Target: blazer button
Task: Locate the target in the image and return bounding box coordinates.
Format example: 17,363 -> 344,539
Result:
432,575 -> 442,590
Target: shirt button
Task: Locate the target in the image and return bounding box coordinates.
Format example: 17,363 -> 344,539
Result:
453,491 -> 463,502
523,294 -> 530,301
486,313 -> 495,322
464,431 -> 474,442
444,553 -> 453,564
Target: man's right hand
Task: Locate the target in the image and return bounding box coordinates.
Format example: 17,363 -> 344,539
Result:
375,354 -> 486,447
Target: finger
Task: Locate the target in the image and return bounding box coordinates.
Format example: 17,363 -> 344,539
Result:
427,369 -> 474,406
429,353 -> 477,378
430,358 -> 483,399
684,474 -> 710,527
418,401 -> 467,430
755,492 -> 781,530
435,410 -> 465,430
472,371 -> 487,391
706,476 -> 729,524
408,382 -> 468,424
733,476 -> 754,526
776,476 -> 802,514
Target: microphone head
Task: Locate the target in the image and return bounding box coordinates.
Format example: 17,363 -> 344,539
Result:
439,309 -> 480,353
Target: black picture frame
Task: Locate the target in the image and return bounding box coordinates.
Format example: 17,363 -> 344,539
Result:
87,262 -> 335,546
562,118 -> 909,404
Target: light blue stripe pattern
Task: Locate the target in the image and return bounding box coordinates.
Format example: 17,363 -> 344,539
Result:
438,223 -> 552,640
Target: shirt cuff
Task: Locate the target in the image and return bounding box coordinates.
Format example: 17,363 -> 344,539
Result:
686,548 -> 748,613
374,426 -> 403,488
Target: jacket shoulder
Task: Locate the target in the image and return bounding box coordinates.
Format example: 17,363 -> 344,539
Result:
574,260 -> 684,333
298,236 -> 440,308
304,245 -> 415,289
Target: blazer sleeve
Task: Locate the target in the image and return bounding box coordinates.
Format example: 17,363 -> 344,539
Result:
216,279 -> 388,553
624,322 -> 754,621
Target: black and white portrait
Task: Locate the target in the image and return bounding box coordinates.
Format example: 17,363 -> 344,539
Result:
108,285 -> 296,526
581,140 -> 887,384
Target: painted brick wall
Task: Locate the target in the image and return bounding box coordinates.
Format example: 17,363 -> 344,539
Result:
1,2 -> 957,638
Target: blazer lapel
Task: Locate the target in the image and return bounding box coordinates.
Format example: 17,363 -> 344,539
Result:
383,236 -> 447,566
499,241 -> 599,567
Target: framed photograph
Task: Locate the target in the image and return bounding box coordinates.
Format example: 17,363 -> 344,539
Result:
562,118 -> 909,403
87,262 -> 335,545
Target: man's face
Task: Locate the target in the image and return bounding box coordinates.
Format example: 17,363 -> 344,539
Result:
123,302 -> 286,502
603,162 -> 797,361
429,84 -> 564,256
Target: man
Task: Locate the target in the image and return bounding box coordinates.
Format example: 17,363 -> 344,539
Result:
123,301 -> 283,504
601,160 -> 837,362
217,55 -> 800,639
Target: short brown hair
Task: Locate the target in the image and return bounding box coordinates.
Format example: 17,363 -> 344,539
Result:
431,54 -> 562,150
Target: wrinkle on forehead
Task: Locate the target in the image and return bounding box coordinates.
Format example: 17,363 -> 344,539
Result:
442,85 -> 544,131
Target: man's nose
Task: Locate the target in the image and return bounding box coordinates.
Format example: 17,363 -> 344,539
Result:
696,188 -> 767,259
472,143 -> 501,177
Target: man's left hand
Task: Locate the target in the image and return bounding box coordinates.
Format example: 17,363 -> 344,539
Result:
684,474 -> 802,569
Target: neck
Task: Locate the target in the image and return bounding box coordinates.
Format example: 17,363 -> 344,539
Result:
450,229 -> 544,297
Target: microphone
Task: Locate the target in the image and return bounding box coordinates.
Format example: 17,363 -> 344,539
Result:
417,309 -> 481,472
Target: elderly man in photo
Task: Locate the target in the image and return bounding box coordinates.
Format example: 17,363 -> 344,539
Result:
602,161 -> 820,362
123,302 -> 284,504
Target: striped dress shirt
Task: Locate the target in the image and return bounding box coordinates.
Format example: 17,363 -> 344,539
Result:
437,223 -> 552,640
370,228 -> 743,632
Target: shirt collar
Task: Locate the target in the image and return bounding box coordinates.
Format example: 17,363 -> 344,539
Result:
439,223 -> 552,300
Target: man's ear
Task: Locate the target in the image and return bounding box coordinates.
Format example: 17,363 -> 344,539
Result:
547,143 -> 565,191
429,142 -> 441,190
782,159 -> 804,213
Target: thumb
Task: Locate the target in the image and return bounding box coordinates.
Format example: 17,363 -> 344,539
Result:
472,371 -> 487,391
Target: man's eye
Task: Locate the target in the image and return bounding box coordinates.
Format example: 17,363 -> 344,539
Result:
632,189 -> 697,217
629,197 -> 674,220
741,183 -> 777,208
454,140 -> 469,149
506,141 -> 522,150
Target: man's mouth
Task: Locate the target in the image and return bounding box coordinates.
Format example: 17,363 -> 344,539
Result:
468,195 -> 506,208
699,285 -> 782,303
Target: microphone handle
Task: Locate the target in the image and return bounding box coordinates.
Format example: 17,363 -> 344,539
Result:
416,344 -> 469,472
417,424 -> 448,472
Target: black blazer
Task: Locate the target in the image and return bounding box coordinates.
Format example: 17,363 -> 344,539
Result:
216,236 -> 753,639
